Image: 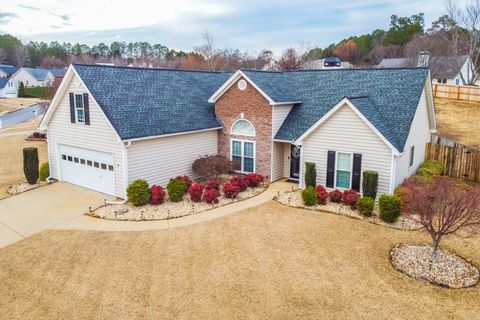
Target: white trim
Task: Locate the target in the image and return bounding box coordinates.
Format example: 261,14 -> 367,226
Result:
294,98 -> 401,155
123,126 -> 222,142
409,145 -> 415,168
271,101 -> 302,105
389,153 -> 397,194
230,118 -> 256,137
333,151 -> 353,190
299,144 -> 304,188
270,107 -> 274,182
273,138 -> 293,143
74,93 -> 85,124
230,138 -> 256,174
425,72 -> 437,131
122,142 -> 130,199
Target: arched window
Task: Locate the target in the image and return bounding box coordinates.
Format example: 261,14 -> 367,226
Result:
231,119 -> 255,136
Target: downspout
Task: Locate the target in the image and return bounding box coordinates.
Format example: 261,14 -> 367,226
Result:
105,141 -> 131,205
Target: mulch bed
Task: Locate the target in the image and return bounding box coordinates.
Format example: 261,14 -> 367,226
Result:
7,181 -> 50,195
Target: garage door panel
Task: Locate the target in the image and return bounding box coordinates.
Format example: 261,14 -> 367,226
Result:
59,144 -> 115,196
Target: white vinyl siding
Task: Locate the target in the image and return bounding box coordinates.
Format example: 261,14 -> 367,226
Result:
394,89 -> 431,188
271,142 -> 285,181
272,104 -> 293,136
128,130 -> 218,187
46,74 -> 125,197
271,105 -> 292,181
302,104 -> 393,196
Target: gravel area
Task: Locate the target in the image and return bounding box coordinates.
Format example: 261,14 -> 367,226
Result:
276,190 -> 421,230
90,185 -> 267,221
7,181 -> 50,195
391,244 -> 479,288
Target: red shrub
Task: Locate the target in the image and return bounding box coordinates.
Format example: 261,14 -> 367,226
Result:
329,189 -> 343,203
317,190 -> 328,205
315,185 -> 326,193
230,176 -> 248,192
342,189 -> 360,209
187,183 -> 204,202
149,185 -> 165,205
203,188 -> 220,204
245,173 -> 264,187
205,180 -> 221,191
223,182 -> 241,198
175,175 -> 192,188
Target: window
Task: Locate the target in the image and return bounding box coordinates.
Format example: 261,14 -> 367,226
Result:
101,163 -> 107,170
335,152 -> 352,189
87,160 -> 92,166
409,146 -> 415,168
75,94 -> 85,124
62,154 -> 66,160
231,139 -> 255,173
73,157 -> 79,163
67,156 -> 72,162
231,119 -> 255,136
80,159 -> 86,165
108,165 -> 114,171
94,162 -> 99,168
456,78 -> 460,85
437,79 -> 442,84
442,79 -> 447,84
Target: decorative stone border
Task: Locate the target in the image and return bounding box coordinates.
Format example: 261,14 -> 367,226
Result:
6,180 -> 53,196
86,183 -> 269,221
389,243 -> 479,289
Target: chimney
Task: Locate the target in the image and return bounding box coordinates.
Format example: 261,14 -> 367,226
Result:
417,51 -> 430,67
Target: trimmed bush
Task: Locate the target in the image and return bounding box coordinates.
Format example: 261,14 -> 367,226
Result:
362,171 -> 378,200
150,185 -> 166,205
417,160 -> 444,177
192,155 -> 237,178
317,190 -> 328,205
329,189 -> 343,203
127,179 -> 150,206
205,180 -> 221,191
379,194 -> 402,223
245,173 -> 264,187
203,188 -> 220,204
315,185 -> 326,193
230,176 -> 248,192
167,178 -> 188,202
18,82 -> 26,97
223,182 -> 241,198
356,197 -> 374,217
23,147 -> 39,185
304,162 -> 317,187
342,189 -> 360,209
188,183 -> 204,202
175,175 -> 192,188
302,186 -> 317,206
39,162 -> 49,181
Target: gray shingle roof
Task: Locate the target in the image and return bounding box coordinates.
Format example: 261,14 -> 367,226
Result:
50,68 -> 66,77
72,64 -> 232,140
23,68 -> 51,81
0,64 -> 18,76
376,58 -> 411,68
0,77 -> 10,88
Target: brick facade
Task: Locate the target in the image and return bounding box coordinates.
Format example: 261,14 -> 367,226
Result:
216,77 -> 272,179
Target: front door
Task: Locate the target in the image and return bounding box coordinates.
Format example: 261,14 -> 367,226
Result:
290,145 -> 301,180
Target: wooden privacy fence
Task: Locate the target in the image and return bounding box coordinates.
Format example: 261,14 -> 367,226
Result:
425,143 -> 480,182
432,83 -> 480,102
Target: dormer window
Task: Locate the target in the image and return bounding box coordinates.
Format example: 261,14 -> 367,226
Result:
75,94 -> 85,123
231,119 -> 255,136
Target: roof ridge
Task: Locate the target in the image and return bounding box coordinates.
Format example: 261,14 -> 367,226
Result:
72,63 -> 232,74
243,67 -> 429,73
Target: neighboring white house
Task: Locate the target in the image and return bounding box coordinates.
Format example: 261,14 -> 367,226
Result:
11,68 -> 55,87
0,64 -> 19,78
0,77 -> 18,98
40,64 -> 434,198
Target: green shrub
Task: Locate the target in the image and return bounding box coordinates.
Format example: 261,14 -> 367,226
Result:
23,147 -> 39,185
302,186 -> 317,206
362,171 -> 378,199
304,162 -> 316,188
167,178 -> 188,202
18,82 -> 26,97
379,194 -> 402,223
356,197 -> 375,217
417,160 -> 444,177
39,162 -> 49,181
127,179 -> 150,206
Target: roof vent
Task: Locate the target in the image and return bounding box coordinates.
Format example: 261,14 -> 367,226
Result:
238,79 -> 247,91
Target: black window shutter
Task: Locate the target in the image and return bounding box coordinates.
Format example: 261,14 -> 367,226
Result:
352,153 -> 362,192
83,93 -> 90,125
69,92 -> 75,123
326,151 -> 336,188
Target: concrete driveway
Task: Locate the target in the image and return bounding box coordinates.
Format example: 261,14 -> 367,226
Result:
0,182 -> 107,248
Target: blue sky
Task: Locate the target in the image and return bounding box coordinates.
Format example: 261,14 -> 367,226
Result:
0,0 -> 469,55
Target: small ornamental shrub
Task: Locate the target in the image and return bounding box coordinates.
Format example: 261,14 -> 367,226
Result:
192,155 -> 237,178
127,179 -> 150,206
245,173 -> 264,187
23,147 -> 39,184
316,190 -> 328,205
417,160 -> 444,178
342,189 -> 360,209
203,188 -> 220,204
167,178 -> 188,202
18,82 -> 26,97
230,176 -> 248,192
394,185 -> 412,213
223,182 -> 241,198
315,185 -> 326,193
149,185 -> 166,205
304,162 -> 317,187
329,189 -> 343,203
356,197 -> 375,217
302,186 -> 317,206
362,171 -> 378,200
39,162 -> 49,181
188,183 -> 204,202
205,180 -> 221,191
379,194 -> 402,223
175,175 -> 192,188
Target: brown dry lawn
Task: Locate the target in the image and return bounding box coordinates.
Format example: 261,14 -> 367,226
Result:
435,98 -> 480,149
0,118 -> 47,199
0,97 -> 41,114
0,201 -> 479,320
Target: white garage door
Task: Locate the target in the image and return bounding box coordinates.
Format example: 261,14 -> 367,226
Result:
59,144 -> 115,196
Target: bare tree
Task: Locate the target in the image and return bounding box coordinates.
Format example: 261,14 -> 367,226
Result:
402,176 -> 480,263
195,31 -> 218,71
446,0 -> 480,85
12,45 -> 31,67
279,48 -> 301,70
